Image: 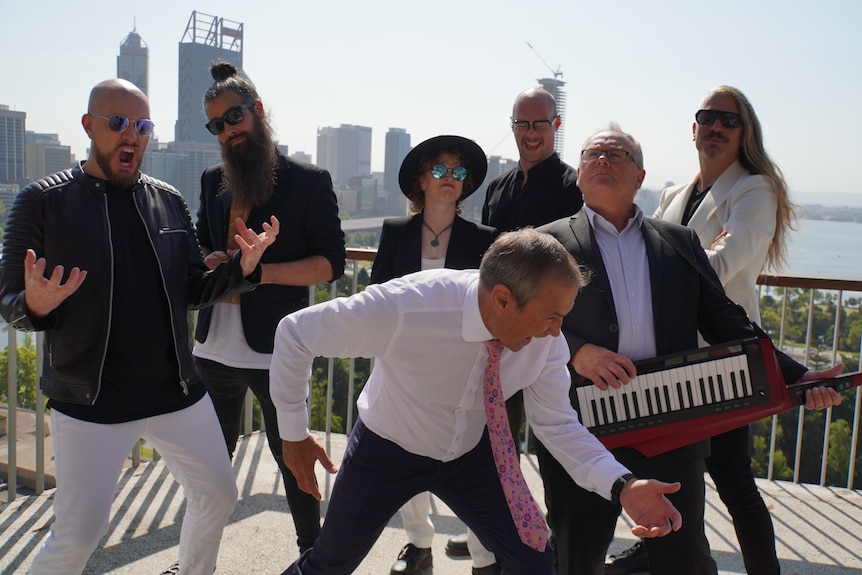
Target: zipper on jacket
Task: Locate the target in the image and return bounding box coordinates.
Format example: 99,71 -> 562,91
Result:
133,189 -> 190,395
91,192 -> 114,404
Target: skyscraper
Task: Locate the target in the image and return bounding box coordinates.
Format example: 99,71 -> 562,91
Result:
384,127 -> 411,195
316,124 -> 372,187
117,25 -> 149,96
25,132 -> 73,181
537,77 -> 566,158
175,11 -> 243,144
0,105 -> 26,185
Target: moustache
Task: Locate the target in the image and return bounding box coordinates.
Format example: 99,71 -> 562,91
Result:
705,130 -> 729,142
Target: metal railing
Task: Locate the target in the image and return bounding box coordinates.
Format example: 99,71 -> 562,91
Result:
3,254 -> 860,501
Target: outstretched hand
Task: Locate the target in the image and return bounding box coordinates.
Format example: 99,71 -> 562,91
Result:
619,478 -> 683,538
282,435 -> 338,500
235,215 -> 280,277
23,249 -> 87,318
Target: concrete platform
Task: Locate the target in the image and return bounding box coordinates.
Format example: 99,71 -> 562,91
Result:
2,430 -> 861,574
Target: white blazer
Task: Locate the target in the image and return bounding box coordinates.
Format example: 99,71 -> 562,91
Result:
654,160 -> 777,324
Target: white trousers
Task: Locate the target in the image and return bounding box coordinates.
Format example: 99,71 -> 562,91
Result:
400,492 -> 496,568
30,395 -> 238,575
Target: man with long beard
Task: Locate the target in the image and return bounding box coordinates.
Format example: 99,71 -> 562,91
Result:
194,61 -> 345,557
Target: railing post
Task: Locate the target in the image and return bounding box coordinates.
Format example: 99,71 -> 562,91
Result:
35,332 -> 45,493
324,282 -> 337,457
346,259 -> 359,434
6,329 -> 18,501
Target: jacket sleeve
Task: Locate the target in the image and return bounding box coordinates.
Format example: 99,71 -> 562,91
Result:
181,192 -> 261,309
687,226 -> 807,384
705,176 -> 776,283
0,186 -> 57,331
302,169 -> 345,281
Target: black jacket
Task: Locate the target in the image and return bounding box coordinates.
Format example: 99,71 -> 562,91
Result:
0,164 -> 260,405
538,210 -> 807,455
370,214 -> 496,284
194,153 -> 345,353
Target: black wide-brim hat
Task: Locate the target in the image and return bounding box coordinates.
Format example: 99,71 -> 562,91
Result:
398,135 -> 488,200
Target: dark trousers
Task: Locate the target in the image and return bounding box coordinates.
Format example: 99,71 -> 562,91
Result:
537,443 -> 717,575
281,419 -> 555,575
707,425 -> 779,575
197,357 -> 321,552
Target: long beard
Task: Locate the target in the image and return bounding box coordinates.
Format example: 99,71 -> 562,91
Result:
220,118 -> 277,208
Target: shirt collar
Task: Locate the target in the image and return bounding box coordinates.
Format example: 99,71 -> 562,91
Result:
462,276 -> 494,343
519,152 -> 561,179
583,203 -> 644,234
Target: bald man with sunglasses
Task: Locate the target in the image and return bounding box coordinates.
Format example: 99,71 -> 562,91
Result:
0,78 -> 279,575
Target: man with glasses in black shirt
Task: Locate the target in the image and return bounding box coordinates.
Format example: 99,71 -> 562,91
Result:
448,87 -> 583,574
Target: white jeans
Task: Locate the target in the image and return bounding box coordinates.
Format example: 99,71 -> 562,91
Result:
30,395 -> 238,575
400,492 -> 496,568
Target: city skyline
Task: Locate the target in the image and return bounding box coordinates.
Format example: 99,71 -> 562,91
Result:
2,0 -> 861,200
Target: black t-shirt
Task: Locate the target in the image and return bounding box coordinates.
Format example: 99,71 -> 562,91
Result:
50,184 -> 203,423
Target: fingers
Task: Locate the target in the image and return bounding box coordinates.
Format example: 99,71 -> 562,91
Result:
318,452 -> 339,475
805,386 -> 843,409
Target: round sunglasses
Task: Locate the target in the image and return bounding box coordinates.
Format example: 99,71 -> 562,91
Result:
90,114 -> 155,136
429,164 -> 468,181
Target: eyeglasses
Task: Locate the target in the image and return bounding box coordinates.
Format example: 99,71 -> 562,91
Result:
90,114 -> 155,136
580,148 -> 635,164
429,164 -> 468,181
205,102 -> 255,135
511,117 -> 557,133
695,109 -> 743,129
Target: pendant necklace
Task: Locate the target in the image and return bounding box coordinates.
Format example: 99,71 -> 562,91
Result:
423,219 -> 453,248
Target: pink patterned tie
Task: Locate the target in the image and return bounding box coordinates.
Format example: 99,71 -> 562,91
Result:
482,340 -> 549,552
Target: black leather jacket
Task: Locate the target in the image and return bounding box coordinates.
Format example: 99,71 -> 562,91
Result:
0,164 -> 260,405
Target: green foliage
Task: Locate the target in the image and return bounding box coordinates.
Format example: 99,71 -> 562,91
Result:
746,286 -> 862,489
0,334 -> 40,410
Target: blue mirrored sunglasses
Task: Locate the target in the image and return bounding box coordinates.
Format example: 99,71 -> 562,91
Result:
430,164 -> 467,181
91,114 -> 155,136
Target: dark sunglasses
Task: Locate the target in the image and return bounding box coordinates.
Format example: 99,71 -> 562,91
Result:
90,114 -> 155,136
205,102 -> 255,135
695,109 -> 743,129
430,164 -> 468,181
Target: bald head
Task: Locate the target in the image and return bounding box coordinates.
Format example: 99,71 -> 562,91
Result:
87,78 -> 149,115
512,87 -> 556,118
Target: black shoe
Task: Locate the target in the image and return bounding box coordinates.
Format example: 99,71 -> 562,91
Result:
605,540 -> 649,575
390,543 -> 432,575
159,561 -> 216,574
445,532 -> 470,557
471,564 -> 501,575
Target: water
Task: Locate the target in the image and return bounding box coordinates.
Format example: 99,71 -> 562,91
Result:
787,219 -> 862,279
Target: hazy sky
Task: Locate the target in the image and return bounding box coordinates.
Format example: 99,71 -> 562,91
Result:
3,0 -> 860,200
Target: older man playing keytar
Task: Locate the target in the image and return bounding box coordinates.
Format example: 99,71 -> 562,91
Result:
536,123 -> 843,575
270,228 -> 683,575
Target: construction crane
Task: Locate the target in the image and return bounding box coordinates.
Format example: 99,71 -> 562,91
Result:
526,42 -> 563,79
524,42 -> 566,157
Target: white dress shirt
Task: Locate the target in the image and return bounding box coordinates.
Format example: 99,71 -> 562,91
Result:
270,268 -> 629,499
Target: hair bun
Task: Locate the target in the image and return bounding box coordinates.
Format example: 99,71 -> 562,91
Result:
210,61 -> 238,82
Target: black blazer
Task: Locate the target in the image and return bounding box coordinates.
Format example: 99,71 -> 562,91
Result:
371,214 -> 496,284
538,210 -> 806,453
194,153 -> 346,353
